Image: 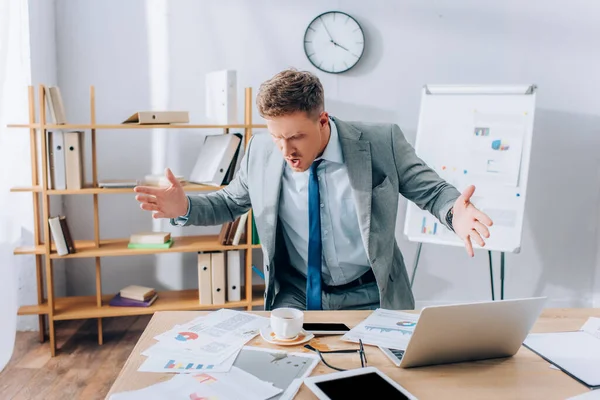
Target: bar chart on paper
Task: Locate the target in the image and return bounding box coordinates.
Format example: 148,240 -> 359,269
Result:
404,84 -> 537,254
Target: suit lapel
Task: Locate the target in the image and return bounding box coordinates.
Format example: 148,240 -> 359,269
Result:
263,146 -> 285,261
334,117 -> 372,260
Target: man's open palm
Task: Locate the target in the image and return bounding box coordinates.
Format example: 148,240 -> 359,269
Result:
133,168 -> 188,219
452,185 -> 494,257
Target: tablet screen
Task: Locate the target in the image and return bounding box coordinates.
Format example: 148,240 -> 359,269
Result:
315,371 -> 410,399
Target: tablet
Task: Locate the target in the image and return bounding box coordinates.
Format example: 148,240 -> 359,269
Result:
304,366 -> 418,400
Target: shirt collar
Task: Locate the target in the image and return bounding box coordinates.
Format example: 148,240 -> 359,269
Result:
317,117 -> 344,164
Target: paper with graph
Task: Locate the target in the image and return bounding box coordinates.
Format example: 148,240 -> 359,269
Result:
110,367 -> 282,400
403,85 -> 537,254
148,309 -> 269,365
341,309 -> 420,350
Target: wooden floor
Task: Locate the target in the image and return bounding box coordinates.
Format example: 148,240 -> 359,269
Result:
0,315 -> 151,400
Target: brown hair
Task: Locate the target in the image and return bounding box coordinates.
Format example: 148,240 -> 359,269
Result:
256,69 -> 324,119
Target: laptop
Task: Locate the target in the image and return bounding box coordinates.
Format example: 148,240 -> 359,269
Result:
379,297 -> 546,368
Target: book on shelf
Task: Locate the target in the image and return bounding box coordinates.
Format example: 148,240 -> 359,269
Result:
119,285 -> 156,302
122,111 -> 189,125
127,238 -> 173,249
48,215 -> 75,256
109,293 -> 158,307
129,231 -> 171,244
251,214 -> 260,245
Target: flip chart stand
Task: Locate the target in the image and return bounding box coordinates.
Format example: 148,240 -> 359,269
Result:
410,243 -> 505,300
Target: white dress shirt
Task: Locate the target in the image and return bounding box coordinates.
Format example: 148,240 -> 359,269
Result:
278,118 -> 371,286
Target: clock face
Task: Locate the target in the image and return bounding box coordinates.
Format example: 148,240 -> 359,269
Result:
304,11 -> 365,74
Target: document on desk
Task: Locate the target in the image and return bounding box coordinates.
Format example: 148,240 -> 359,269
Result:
524,326 -> 600,388
110,366 -> 282,400
340,308 -> 419,350
150,309 -> 269,365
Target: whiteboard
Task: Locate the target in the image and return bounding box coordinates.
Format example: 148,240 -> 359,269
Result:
403,84 -> 537,254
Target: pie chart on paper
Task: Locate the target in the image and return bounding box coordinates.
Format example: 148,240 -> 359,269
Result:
176,331 -> 199,342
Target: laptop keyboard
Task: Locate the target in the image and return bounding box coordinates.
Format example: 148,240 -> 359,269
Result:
390,348 -> 405,360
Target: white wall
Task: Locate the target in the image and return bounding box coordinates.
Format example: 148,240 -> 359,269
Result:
53,0 -> 600,307
5,0 -> 66,332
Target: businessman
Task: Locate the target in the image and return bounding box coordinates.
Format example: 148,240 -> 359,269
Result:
134,69 -> 493,311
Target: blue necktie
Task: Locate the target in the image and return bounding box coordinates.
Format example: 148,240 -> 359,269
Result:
307,159 -> 324,310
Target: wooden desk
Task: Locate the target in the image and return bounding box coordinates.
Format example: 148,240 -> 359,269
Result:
106,309 -> 599,399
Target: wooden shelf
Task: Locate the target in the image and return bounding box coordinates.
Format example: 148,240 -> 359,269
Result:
13,85 -> 262,356
8,123 -> 267,130
14,244 -> 46,255
18,302 -> 49,316
13,235 -> 256,258
17,288 -> 264,317
52,288 -> 264,320
10,183 -> 223,194
250,244 -> 262,249
10,186 -> 42,193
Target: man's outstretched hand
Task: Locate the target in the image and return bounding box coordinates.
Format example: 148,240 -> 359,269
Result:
133,168 -> 188,219
451,185 -> 494,257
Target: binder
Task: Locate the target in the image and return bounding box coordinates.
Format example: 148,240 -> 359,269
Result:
197,253 -> 212,305
47,131 -> 66,190
205,70 -> 237,124
226,251 -> 242,302
122,111 -> 189,125
188,134 -> 241,187
210,252 -> 226,305
64,131 -> 84,190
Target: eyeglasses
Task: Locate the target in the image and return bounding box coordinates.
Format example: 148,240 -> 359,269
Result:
304,339 -> 367,372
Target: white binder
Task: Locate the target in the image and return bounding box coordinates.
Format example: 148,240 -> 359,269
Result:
189,134 -> 241,187
210,252 -> 226,305
47,131 -> 66,190
197,252 -> 212,305
205,70 -> 237,124
64,131 -> 84,190
226,250 -> 242,302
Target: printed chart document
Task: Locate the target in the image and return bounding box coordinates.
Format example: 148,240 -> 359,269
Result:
341,309 -> 419,350
524,317 -> 600,388
110,367 -> 281,400
151,309 -> 269,365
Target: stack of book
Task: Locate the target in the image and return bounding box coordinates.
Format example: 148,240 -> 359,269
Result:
110,285 -> 158,307
127,232 -> 173,249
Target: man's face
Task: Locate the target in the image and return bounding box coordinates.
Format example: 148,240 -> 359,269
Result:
266,111 -> 330,172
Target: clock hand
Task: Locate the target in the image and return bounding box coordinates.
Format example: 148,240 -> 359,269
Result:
333,42 -> 359,57
320,17 -> 336,44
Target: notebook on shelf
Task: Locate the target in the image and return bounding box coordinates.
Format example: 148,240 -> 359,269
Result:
119,285 -> 156,302
109,293 -> 158,307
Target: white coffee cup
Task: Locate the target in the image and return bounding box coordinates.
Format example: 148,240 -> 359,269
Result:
270,307 -> 304,340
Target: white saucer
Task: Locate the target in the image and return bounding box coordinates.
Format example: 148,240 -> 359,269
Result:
260,326 -> 314,346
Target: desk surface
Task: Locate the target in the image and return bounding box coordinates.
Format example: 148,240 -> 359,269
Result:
106,308 -> 600,399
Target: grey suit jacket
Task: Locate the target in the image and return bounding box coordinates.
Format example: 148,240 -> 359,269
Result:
177,117 -> 460,310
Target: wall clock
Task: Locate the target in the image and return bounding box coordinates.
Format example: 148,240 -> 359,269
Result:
303,11 -> 365,74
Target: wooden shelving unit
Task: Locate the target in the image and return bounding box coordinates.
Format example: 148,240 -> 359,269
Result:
9,85 -> 266,356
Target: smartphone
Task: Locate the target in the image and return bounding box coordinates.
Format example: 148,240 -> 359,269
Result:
303,322 -> 351,335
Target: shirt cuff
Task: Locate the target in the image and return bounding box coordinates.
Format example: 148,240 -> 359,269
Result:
170,196 -> 191,227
